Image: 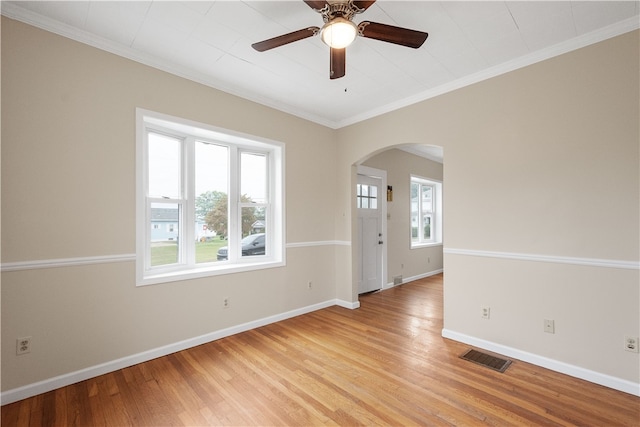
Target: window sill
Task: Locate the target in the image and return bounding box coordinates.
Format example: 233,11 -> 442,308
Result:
411,242 -> 443,250
137,259 -> 285,286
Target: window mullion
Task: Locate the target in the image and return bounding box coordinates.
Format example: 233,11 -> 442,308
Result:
184,137 -> 196,265
228,146 -> 240,261
145,199 -> 152,271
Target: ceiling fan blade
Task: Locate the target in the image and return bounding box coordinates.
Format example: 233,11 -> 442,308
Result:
252,27 -> 320,52
303,0 -> 328,11
358,21 -> 428,49
330,47 -> 345,79
353,1 -> 376,11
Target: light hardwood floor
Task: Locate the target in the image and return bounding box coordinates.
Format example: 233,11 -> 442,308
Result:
2,274 -> 639,426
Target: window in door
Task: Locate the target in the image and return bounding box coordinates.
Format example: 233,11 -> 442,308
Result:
357,184 -> 378,209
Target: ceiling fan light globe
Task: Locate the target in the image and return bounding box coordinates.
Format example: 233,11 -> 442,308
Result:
321,18 -> 357,49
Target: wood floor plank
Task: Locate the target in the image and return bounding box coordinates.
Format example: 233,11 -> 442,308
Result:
3,274 -> 639,426
212,337 -> 322,425
0,398 -> 22,426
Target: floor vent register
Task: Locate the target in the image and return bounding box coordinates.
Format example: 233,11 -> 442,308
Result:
460,349 -> 512,373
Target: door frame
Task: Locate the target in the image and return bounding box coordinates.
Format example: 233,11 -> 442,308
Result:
357,165 -> 387,292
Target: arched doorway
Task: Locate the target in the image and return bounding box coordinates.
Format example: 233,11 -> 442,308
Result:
354,144 -> 444,296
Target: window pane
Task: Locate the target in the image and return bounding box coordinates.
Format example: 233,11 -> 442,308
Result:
195,141 -> 229,263
423,215 -> 432,240
411,183 -> 419,241
422,185 -> 433,212
241,206 -> 266,259
148,133 -> 181,199
241,152 -> 267,203
150,203 -> 180,266
370,185 -> 377,209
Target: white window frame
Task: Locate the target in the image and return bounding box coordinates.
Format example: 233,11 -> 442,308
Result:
136,108 -> 285,286
410,175 -> 442,248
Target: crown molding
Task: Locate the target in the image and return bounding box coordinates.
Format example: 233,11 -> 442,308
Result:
2,3 -> 638,130
337,16 -> 640,128
0,2 -> 337,128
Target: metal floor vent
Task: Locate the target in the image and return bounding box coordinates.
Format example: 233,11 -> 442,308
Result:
460,349 -> 512,373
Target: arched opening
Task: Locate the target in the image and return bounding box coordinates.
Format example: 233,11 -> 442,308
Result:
353,143 -> 444,298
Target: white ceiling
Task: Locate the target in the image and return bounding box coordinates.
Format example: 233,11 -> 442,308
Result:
3,1 -> 639,134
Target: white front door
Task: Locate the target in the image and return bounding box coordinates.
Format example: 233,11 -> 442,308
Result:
357,171 -> 384,294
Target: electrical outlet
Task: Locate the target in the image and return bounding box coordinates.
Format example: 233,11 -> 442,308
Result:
223,297 -> 230,308
624,336 -> 639,353
481,306 -> 490,320
307,281 -> 312,290
16,337 -> 31,355
544,319 -> 555,334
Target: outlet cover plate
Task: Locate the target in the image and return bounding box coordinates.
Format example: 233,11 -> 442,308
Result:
544,319 -> 555,334
16,337 -> 31,355
625,336 -> 639,353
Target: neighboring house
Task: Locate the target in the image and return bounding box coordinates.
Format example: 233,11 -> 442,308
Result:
251,220 -> 265,234
150,208 -> 216,242
150,208 -> 178,242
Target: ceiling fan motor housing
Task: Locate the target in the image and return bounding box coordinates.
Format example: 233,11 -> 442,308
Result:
316,2 -> 364,23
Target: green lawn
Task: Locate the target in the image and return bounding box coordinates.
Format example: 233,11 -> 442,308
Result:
150,239 -> 227,266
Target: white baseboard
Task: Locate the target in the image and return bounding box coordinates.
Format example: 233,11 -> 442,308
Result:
336,299 -> 360,309
442,329 -> 640,397
384,268 -> 444,289
1,298 -> 357,405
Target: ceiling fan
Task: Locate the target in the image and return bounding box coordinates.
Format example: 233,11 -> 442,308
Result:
251,0 -> 429,79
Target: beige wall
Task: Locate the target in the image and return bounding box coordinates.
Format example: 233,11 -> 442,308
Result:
1,18 -> 340,392
336,31 -> 639,385
362,148 -> 444,283
2,16 -> 639,397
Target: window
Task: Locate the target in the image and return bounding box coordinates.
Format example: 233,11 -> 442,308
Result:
356,183 -> 378,209
136,109 -> 284,286
410,176 -> 442,247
